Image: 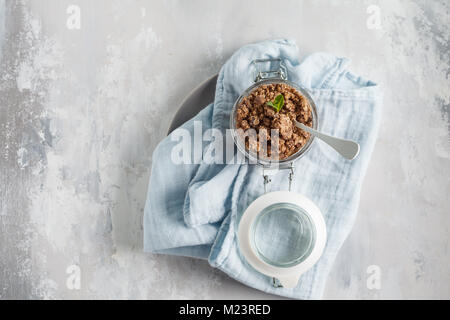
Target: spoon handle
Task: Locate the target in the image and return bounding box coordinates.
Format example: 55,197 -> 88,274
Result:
294,121 -> 360,160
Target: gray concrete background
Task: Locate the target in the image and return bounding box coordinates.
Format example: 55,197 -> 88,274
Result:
0,0 -> 449,299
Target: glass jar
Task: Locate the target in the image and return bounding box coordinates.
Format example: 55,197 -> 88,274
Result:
230,59 -> 319,169
233,59 -> 327,289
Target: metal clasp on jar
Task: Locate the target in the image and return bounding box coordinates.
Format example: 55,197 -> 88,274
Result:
252,58 -> 288,82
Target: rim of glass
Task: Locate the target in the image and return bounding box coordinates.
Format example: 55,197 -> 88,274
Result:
230,78 -> 318,168
250,202 -> 317,268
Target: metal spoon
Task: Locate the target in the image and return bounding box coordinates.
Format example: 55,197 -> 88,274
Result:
294,120 -> 360,160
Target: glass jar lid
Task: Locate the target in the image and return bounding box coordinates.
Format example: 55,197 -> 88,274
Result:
237,191 -> 327,289
251,202 -> 317,268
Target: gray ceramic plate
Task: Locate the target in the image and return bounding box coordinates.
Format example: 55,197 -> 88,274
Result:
167,74 -> 218,135
166,74 -> 285,299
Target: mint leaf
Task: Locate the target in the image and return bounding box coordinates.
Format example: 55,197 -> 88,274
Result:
266,94 -> 285,112
274,94 -> 284,111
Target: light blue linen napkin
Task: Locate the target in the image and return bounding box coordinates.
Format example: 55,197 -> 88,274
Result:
143,39 -> 382,299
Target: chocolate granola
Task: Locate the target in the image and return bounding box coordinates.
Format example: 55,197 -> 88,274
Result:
235,83 -> 313,160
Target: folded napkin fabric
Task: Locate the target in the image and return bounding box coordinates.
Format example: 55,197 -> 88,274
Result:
144,39 -> 382,299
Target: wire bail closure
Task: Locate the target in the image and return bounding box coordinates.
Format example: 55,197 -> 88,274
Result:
263,163 -> 295,194
252,58 -> 287,83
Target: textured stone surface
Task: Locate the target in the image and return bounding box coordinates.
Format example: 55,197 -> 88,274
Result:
0,0 -> 448,299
